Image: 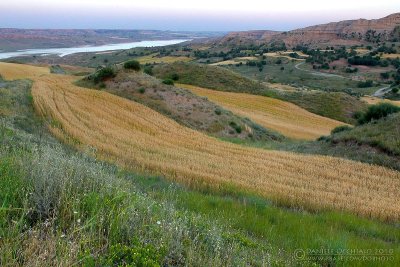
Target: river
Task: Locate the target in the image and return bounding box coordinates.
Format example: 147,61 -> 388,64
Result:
0,39 -> 189,59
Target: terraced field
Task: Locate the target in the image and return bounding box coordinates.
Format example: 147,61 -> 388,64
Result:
1,62 -> 400,221
178,84 -> 346,140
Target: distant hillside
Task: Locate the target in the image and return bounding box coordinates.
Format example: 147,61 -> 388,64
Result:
279,13 -> 400,46
215,13 -> 400,47
214,30 -> 281,47
0,29 -> 221,52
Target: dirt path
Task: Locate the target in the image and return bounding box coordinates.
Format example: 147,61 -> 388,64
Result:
294,62 -> 345,78
372,85 -> 391,97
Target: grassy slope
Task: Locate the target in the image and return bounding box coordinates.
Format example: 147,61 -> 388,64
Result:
77,69 -> 282,141
152,62 -> 265,94
152,62 -> 367,124
1,71 -> 400,267
272,90 -> 368,124
331,113 -> 400,156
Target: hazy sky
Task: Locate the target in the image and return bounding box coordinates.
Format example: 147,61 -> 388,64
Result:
1,0 -> 399,31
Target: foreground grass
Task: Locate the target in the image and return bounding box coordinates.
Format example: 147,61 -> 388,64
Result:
1,76 -> 399,267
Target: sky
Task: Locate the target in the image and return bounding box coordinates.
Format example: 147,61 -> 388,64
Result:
1,0 -> 399,31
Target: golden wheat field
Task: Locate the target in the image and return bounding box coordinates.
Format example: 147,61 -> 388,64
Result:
1,62 -> 400,221
211,57 -> 258,66
178,83 -> 346,140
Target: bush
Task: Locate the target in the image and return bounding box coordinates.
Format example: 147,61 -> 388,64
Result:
124,60 -> 141,71
345,67 -> 358,73
357,80 -> 373,88
162,79 -> 174,85
92,67 -> 116,84
357,103 -> 400,124
144,66 -> 154,76
392,87 -> 399,94
89,243 -> 164,267
331,125 -> 352,134
138,87 -> 146,94
229,121 -> 242,133
170,73 -> 180,81
380,72 -> 390,79
215,108 -> 222,115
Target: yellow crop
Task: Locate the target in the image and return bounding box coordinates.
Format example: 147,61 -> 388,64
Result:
178,84 -> 346,140
1,62 -> 399,221
362,96 -> 400,106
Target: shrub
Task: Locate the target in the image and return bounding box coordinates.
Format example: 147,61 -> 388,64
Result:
380,72 -> 390,79
215,108 -> 222,115
162,79 -> 174,85
357,80 -> 373,88
138,87 -> 146,94
229,121 -> 242,133
331,125 -> 352,134
92,67 -> 116,84
170,73 -> 180,81
144,66 -> 154,76
358,103 -> 400,124
91,243 -> 164,267
124,60 -> 141,71
345,67 -> 358,73
392,87 -> 399,94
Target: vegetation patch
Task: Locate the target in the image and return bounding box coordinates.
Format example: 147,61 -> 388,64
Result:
123,60 -> 141,71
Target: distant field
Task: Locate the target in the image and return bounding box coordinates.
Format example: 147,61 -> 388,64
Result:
178,84 -> 346,140
211,56 -> 258,66
225,61 -> 363,93
2,63 -> 398,221
136,53 -> 192,64
362,96 -> 400,106
381,53 -> 400,59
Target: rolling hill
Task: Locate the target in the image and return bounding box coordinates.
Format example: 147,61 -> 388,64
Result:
177,84 -> 346,140
1,63 -> 399,221
214,13 -> 400,47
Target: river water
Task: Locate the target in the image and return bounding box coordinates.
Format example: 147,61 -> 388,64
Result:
0,39 -> 189,59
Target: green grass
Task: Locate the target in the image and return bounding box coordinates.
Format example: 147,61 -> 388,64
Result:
271,90 -> 368,124
331,113 -> 400,155
152,62 -> 265,94
225,59 -> 382,95
1,76 -> 399,266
